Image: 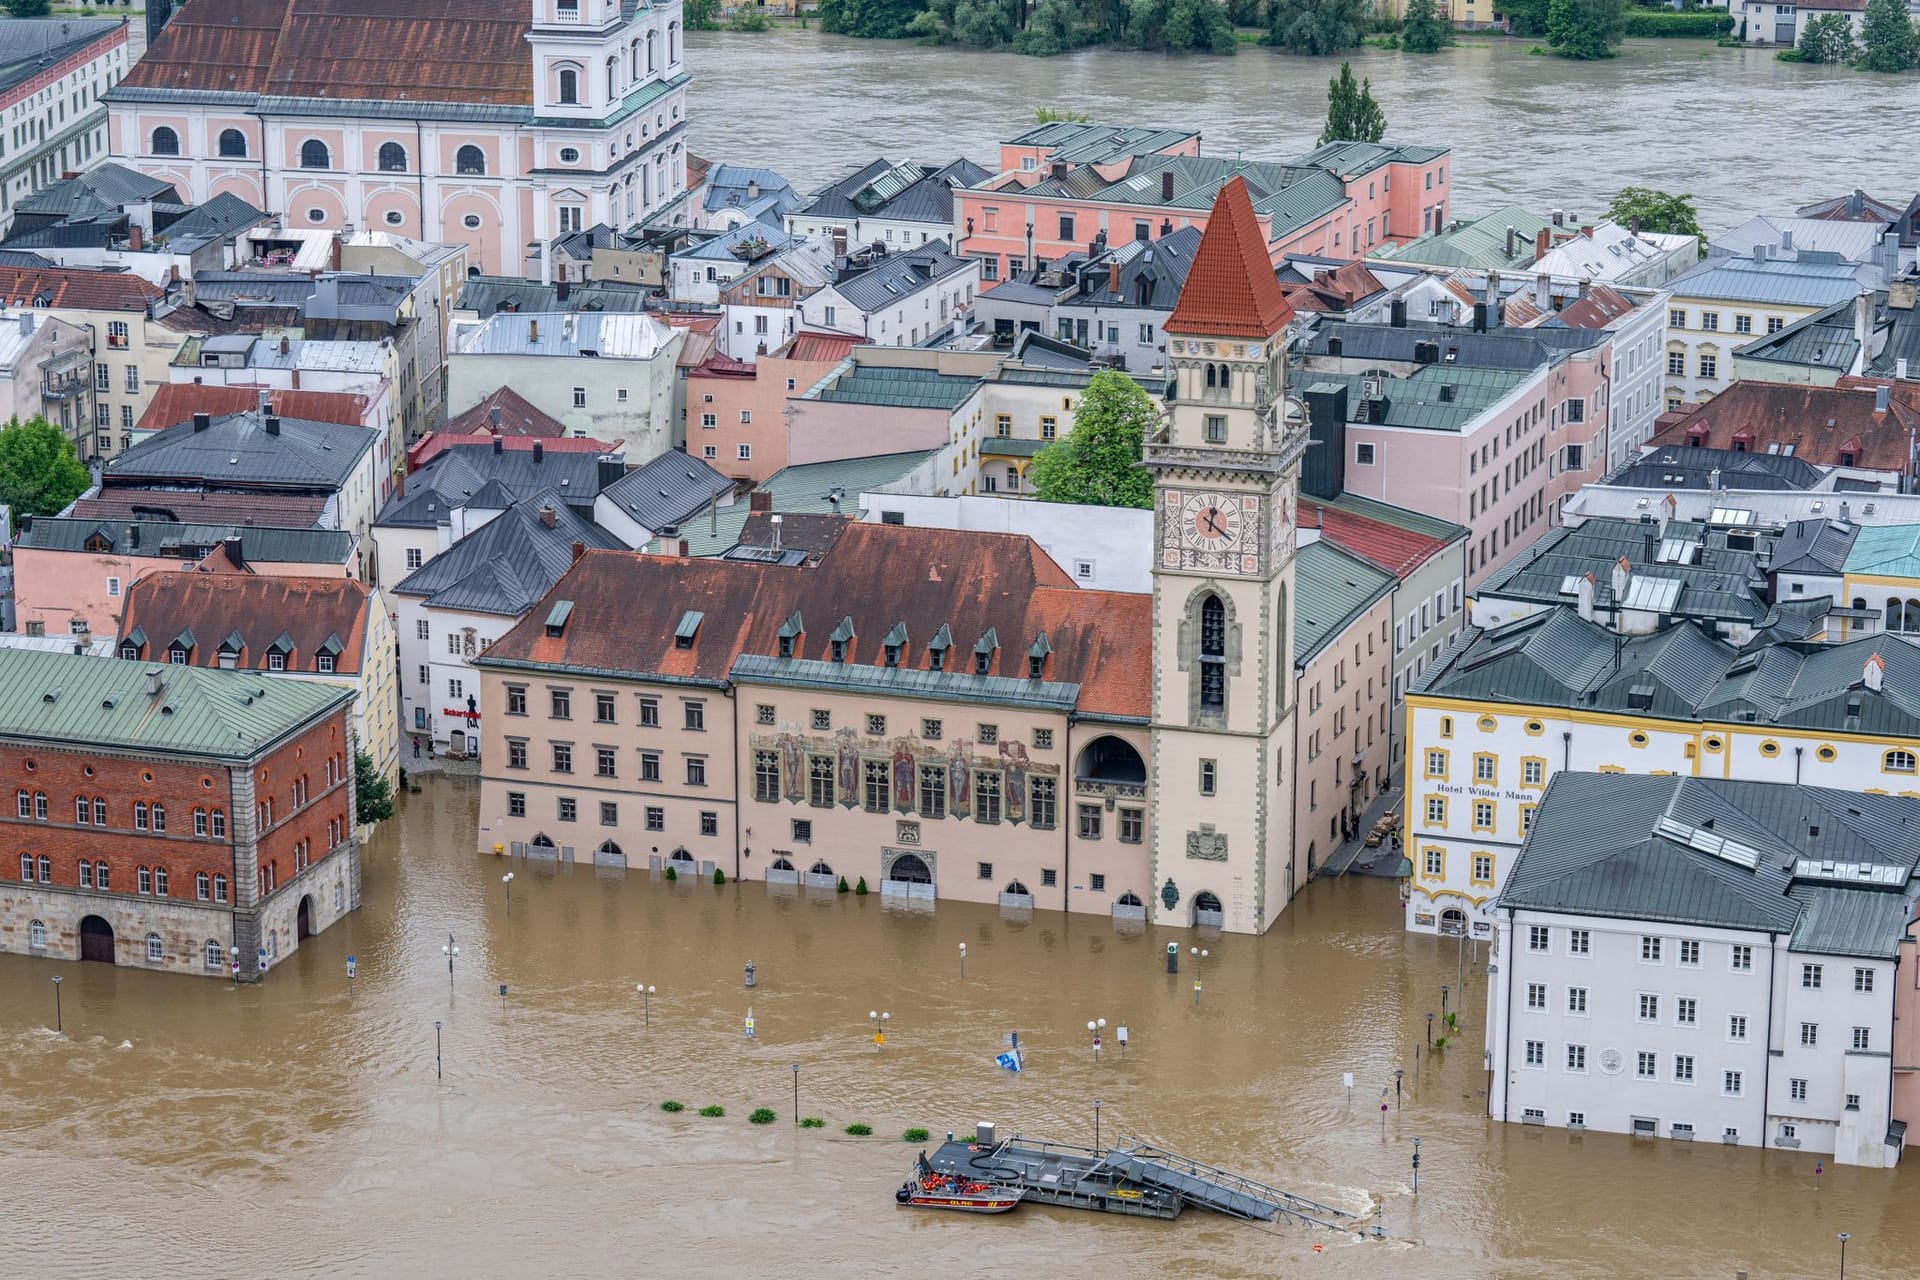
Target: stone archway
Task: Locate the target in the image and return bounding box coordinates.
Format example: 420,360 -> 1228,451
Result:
595,841 -> 627,869
297,895 -> 315,941
1439,907 -> 1468,936
79,914 -> 115,964
885,853 -> 932,884
1192,891 -> 1224,928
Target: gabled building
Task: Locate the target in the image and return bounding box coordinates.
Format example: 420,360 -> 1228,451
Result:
0,18 -> 130,236
592,449 -> 733,548
1646,380 -> 1919,484
796,239 -> 981,348
786,157 -> 989,250
116,572 -> 400,789
1663,256 -> 1866,406
693,163 -> 800,233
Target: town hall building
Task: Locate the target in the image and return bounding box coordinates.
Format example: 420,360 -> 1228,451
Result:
107,0 -> 690,274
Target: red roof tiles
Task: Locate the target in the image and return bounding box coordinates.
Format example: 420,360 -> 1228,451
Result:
782,331 -> 867,363
1298,498 -> 1459,578
135,383 -> 369,435
1649,381 -> 1920,472
440,387 -> 567,439
1550,285 -> 1636,329
1165,177 -> 1294,339
118,573 -> 373,674
0,265 -> 161,312
69,490 -> 330,528
484,523 -> 1151,718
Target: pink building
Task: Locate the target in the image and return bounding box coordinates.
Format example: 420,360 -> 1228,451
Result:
684,332 -> 863,485
956,136 -> 1448,283
107,0 -> 689,275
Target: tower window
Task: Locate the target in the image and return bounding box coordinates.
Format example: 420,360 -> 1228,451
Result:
1199,594 -> 1226,710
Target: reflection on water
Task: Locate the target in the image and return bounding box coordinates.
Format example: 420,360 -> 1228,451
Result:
0,777 -> 1908,1277
688,33 -> 1920,233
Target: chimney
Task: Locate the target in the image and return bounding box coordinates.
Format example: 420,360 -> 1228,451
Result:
597,456 -> 625,489
129,222 -> 144,251
1629,215 -> 1641,237
1780,228 -> 1793,253
1875,384 -> 1892,414
125,524 -> 139,549
571,540 -> 586,564
1864,652 -> 1886,692
1709,467 -> 1722,491
192,412 -> 212,432
278,335 -> 290,356
538,504 -> 557,528
1888,279 -> 1916,312
17,312 -> 31,337
1855,291 -> 1875,354
224,533 -> 245,569
329,234 -> 342,271
1161,171 -> 1174,203
747,179 -> 761,200
750,489 -> 773,513
1611,555 -> 1631,599
264,415 -> 281,437
489,404 -> 503,430
1752,244 -> 1767,265
529,319 -> 540,343
1108,259 -> 1119,297
1472,302 -> 1488,333
1849,189 -> 1866,217
1840,500 -> 1852,524
532,440 -> 545,463
1575,572 -> 1596,623
145,667 -> 164,698
557,279 -> 571,304
1578,278 -> 1591,299
262,398 -> 275,417
1504,225 -> 1516,258
1643,526 -> 1657,564
1551,209 -> 1564,228
1580,224 -> 1593,239
492,434 -> 503,455
1390,297 -> 1407,328
770,513 -> 783,550
1899,358 -> 1910,380
1534,227 -> 1550,263
1485,270 -> 1502,326
1534,272 -> 1551,309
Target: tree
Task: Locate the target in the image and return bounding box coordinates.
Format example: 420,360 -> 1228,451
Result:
1015,0 -> 1091,53
0,417 -> 88,530
1163,0 -> 1237,51
1795,12 -> 1856,63
1034,106 -> 1092,123
1028,370 -> 1157,509
1500,0 -> 1549,34
1318,61 -> 1386,144
683,0 -> 720,29
1605,186 -> 1704,243
1262,0 -> 1369,53
1546,0 -> 1625,59
354,749 -> 395,826
2,0 -> 52,16
1399,0 -> 1453,51
1856,0 -> 1920,71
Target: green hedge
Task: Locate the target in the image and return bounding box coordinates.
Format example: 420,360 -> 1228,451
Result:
1623,10 -> 1733,36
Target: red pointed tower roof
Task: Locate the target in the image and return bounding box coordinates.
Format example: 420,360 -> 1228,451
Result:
1164,176 -> 1294,340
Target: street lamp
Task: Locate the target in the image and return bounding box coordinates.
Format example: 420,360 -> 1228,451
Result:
869,1010 -> 890,1050
434,1019 -> 444,1080
443,934 -> 459,988
51,975 -> 61,1033
230,945 -> 240,989
1427,1011 -> 1435,1046
502,872 -> 515,916
958,942 -> 966,979
1440,983 -> 1450,1012
1093,1099 -> 1103,1153
791,1063 -> 801,1125
637,983 -> 655,1027
1838,1232 -> 1850,1279
1087,1018 -> 1106,1060
1412,1137 -> 1422,1194
1190,947 -> 1208,1007
1395,1068 -> 1404,1110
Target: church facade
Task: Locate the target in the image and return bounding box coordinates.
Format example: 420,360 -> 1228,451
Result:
470,180 -> 1362,934
107,0 -> 689,274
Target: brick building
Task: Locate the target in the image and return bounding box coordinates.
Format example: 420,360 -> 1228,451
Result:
0,648 -> 358,978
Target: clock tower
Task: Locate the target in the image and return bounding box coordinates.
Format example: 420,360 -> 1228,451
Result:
1146,176 -> 1304,934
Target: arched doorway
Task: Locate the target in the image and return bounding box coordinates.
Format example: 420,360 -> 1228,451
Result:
79,914 -> 114,964
886,853 -> 932,884
595,840 -> 627,869
808,860 -> 834,877
1116,891 -> 1144,908
770,857 -> 795,872
1004,880 -> 1030,897
1439,907 -> 1468,936
298,895 -> 315,940
1192,891 -> 1224,928
669,848 -> 695,868
1074,735 -> 1146,787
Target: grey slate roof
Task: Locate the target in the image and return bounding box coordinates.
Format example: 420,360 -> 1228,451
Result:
390,493 -> 621,615
1768,517 -> 1860,577
456,275 -> 654,316
731,654 -> 1079,712
1865,285 -> 1919,378
1733,297 -> 1861,374
10,160 -> 175,220
999,122 -> 1198,166
829,241 -> 973,313
1057,226 -> 1202,313
16,517 -> 352,564
796,157 -> 989,227
1668,256 -> 1864,308
376,446 -> 612,529
1295,365 -> 1529,433
1501,773 -> 1920,957
1479,517 -> 1773,627
1605,443 -> 1827,492
806,362 -> 979,411
0,646 -> 351,761
1302,320 -> 1604,371
107,411 -> 374,490
1294,539 -> 1396,664
598,451 -> 733,532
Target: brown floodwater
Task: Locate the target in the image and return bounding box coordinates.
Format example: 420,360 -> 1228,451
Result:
0,776 -> 1910,1277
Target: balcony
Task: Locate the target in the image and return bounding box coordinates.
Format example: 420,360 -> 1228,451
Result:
1075,735 -> 1146,803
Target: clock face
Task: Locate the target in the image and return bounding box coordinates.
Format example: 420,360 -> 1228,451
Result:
1162,490 -> 1264,574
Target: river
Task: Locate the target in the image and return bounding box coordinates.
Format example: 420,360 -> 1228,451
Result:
687,31 -> 1920,234
0,775 -> 1910,1277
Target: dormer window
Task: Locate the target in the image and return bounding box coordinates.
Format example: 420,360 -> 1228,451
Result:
674,611 -> 704,650
1028,656 -> 1044,679
831,640 -> 847,663
828,616 -> 856,664
544,600 -> 574,638
778,635 -> 794,658
882,622 -> 908,669
930,647 -> 945,671
973,627 -> 998,677
317,655 -> 335,674
975,652 -> 991,676
268,652 -> 286,672
777,611 -> 803,659
120,644 -> 138,660
168,647 -> 188,665
885,644 -> 901,667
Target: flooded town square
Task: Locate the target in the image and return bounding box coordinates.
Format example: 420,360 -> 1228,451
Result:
2,778 -> 1913,1278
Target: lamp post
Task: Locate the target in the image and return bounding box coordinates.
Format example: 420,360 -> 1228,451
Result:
434,1019 -> 444,1080
1087,1017 -> 1106,1060
791,1063 -> 801,1125
502,872 -> 514,916
1190,947 -> 1208,1008
958,942 -> 966,979
870,1010 -> 890,1050
1395,1068 -> 1404,1110
230,945 -> 240,989
1412,1137 -> 1421,1195
443,934 -> 459,988
1838,1232 -> 1850,1279
1440,983 -> 1450,1013
1427,1011 -> 1434,1046
1093,1099 -> 1102,1153
637,983 -> 655,1027
51,975 -> 61,1033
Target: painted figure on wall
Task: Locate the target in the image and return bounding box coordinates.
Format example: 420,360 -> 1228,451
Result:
1000,740 -> 1029,824
892,741 -> 916,813
836,727 -> 859,809
948,738 -> 972,813
780,732 -> 803,803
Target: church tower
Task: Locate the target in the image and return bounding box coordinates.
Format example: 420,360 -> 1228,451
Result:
1146,176 -> 1304,935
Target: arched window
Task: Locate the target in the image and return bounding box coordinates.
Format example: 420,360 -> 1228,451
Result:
1886,750 -> 1918,775
29,919 -> 46,949
300,139 -> 330,169
1004,880 -> 1030,897
557,67 -> 579,105
606,55 -> 618,100
195,871 -> 210,900
455,145 -> 485,176
1205,363 -> 1217,389
809,859 -> 834,878
212,873 -> 228,903
377,141 -> 407,172
1199,594 -> 1226,709
1906,599 -> 1920,632
151,126 -> 179,156
668,21 -> 679,63
145,932 -> 163,962
646,30 -> 657,72
1116,891 -> 1144,908
218,128 -> 247,158
1887,601 -> 1904,631
204,939 -> 223,970
630,38 -> 640,79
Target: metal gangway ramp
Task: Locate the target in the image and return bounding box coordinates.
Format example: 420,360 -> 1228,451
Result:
1106,1144 -> 1360,1231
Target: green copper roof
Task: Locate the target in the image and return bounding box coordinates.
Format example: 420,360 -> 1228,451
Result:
1294,540 -> 1396,665
0,649 -> 351,759
1842,523 -> 1920,581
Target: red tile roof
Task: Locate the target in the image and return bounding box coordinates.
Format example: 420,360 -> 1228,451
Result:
1649,381 -> 1920,471
408,432 -> 619,470
122,0 -> 535,106
1165,177 -> 1294,339
69,490 -> 330,528
483,523 -> 1151,718
441,387 -> 567,439
118,573 -> 373,675
1549,285 -> 1636,329
0,265 -> 162,312
782,331 -> 867,363
135,383 -> 368,435
1279,260 -> 1384,314
1299,497 -> 1461,578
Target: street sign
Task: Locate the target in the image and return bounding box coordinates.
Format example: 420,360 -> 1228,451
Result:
346,955 -> 357,980
257,948 -> 268,972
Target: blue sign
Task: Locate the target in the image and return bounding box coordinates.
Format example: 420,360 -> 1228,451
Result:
257,948 -> 268,972
346,955 -> 357,980
995,1050 -> 1023,1073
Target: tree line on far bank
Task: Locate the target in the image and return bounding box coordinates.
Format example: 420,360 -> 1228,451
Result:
801,0 -> 1918,66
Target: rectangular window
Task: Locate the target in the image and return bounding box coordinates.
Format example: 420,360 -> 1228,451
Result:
1722,1070 -> 1742,1097
1566,987 -> 1587,1014
507,740 -> 528,769
1568,929 -> 1589,955
1767,316 -> 1784,334
1524,1040 -> 1545,1068
1700,312 -> 1718,332
699,811 -> 718,837
810,709 -> 831,732
1565,1044 -> 1587,1073
1734,313 -> 1752,335
1730,945 -> 1753,971
557,797 -> 577,823
808,756 -> 834,808
1529,925 -> 1550,952
646,807 -> 664,832
1526,982 -> 1547,1010
686,757 -> 707,787
921,718 -> 942,740
1424,848 -> 1443,876
640,751 -> 661,783
1424,749 -> 1448,779
508,791 -> 526,817
1199,760 -> 1217,796
1077,804 -> 1102,840
1698,354 -> 1716,380
1728,1014 -> 1747,1041
1854,967 -> 1875,993
918,765 -> 946,819
1032,777 -> 1058,830
1801,1022 -> 1819,1047
1853,1026 -> 1871,1051
1641,936 -> 1662,963
1668,308 -> 1685,329
753,750 -> 779,802
596,747 -> 617,778
1204,415 -> 1226,444
1473,753 -> 1496,784
975,771 -> 1002,824
1639,993 -> 1660,1022
639,697 -> 660,728
1636,1051 -> 1657,1080
1790,1078 -> 1808,1103
552,743 -> 573,773
1472,799 -> 1495,831
1425,795 -> 1445,825
1802,963 -> 1822,990
1673,1055 -> 1694,1083
1117,806 -> 1141,843
600,801 -> 619,826
1678,939 -> 1700,966
863,760 -> 890,813
684,700 -> 705,731
1666,351 -> 1685,377
595,693 -> 617,723
1676,998 -> 1696,1026
1522,758 -> 1544,787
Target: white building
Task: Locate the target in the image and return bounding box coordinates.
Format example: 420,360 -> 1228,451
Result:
445,311 -> 681,458
0,18 -> 128,236
855,492 -> 1152,593
784,157 -> 989,251
797,241 -> 981,348
1528,223 -> 1698,290
1487,772 -> 1914,1168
